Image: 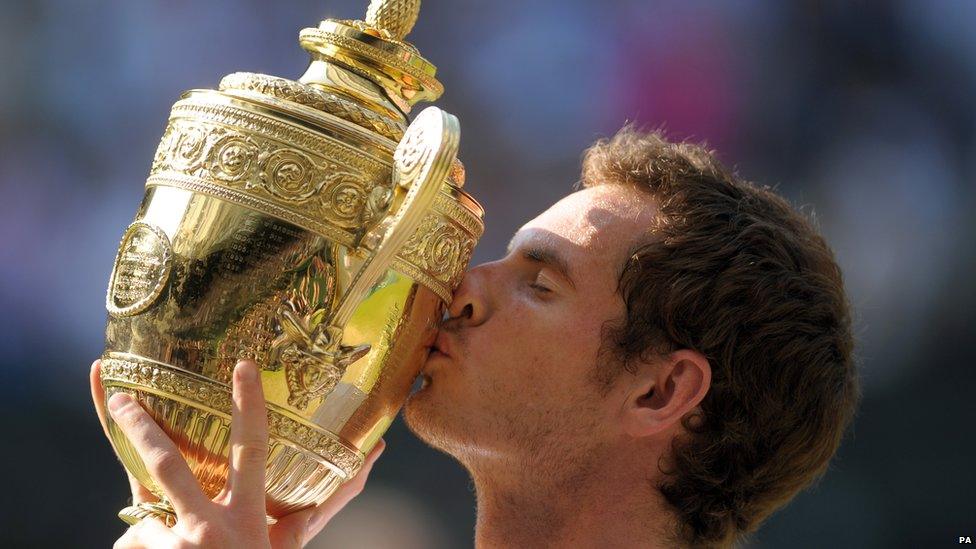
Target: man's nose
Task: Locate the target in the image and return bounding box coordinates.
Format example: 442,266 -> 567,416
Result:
445,263 -> 489,326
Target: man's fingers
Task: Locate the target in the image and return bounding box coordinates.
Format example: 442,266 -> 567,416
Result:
304,439 -> 386,539
112,517 -> 175,549
225,360 -> 269,512
340,439 -> 386,498
90,360 -> 111,439
270,439 -> 387,547
93,360 -> 157,505
268,507 -> 315,549
108,392 -> 211,519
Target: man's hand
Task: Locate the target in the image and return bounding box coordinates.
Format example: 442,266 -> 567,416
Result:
90,359 -> 385,549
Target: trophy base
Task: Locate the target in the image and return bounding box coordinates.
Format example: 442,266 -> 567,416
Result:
118,500 -> 279,527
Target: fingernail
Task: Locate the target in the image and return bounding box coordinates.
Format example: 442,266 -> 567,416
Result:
108,392 -> 131,413
235,360 -> 257,381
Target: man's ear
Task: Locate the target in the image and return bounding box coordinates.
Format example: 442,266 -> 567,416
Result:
621,349 -> 711,438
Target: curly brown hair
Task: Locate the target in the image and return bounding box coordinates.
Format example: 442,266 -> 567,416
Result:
581,127 -> 859,547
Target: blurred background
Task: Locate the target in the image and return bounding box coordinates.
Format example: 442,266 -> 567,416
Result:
1,0 -> 973,547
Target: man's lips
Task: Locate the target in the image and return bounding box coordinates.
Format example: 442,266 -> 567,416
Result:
432,331 -> 454,359
423,331 -> 454,363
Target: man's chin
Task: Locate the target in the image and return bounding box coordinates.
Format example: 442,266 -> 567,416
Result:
403,381 -> 464,454
403,381 -> 437,435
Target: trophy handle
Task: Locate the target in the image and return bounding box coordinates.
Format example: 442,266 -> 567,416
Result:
328,106 -> 460,336
262,107 -> 459,408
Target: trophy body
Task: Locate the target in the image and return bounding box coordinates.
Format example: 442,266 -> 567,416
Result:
99,1 -> 483,525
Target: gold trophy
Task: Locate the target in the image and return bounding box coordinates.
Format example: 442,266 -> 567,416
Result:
99,0 -> 483,526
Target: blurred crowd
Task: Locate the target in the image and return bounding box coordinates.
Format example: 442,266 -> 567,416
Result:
1,1 -> 973,546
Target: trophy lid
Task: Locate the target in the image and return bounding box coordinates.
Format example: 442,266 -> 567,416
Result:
219,0 -> 440,116
300,0 -> 443,113
216,0 -> 467,186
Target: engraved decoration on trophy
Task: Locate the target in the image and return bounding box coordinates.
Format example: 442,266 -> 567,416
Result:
99,0 -> 484,527
107,222 -> 174,317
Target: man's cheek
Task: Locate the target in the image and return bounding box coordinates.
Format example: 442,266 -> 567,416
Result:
512,351 -> 560,389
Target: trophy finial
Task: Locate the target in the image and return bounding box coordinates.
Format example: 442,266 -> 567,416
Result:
365,0 -> 421,41
292,0 -> 442,113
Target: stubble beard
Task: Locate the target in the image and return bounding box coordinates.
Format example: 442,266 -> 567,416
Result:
404,373 -> 609,495
403,322 -> 476,456
402,385 -> 463,455
403,325 -> 612,492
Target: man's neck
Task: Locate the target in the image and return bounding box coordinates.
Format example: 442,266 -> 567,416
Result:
467,448 -> 678,549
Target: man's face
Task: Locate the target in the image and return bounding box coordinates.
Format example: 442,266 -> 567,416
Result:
403,185 -> 659,469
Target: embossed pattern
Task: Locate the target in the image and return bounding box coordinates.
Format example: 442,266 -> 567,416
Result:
147,94 -> 481,298
219,72 -> 407,141
151,100 -> 391,239
107,222 -> 173,317
395,211 -> 475,299
100,354 -> 363,476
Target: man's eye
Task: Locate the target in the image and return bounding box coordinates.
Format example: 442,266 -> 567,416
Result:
529,282 -> 552,294
529,273 -> 553,294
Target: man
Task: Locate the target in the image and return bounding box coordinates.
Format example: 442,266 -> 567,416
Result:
93,127 -> 859,548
